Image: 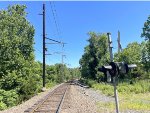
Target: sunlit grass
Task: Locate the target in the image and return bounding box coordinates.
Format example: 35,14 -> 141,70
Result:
45,81 -> 57,89
97,99 -> 150,112
91,79 -> 150,112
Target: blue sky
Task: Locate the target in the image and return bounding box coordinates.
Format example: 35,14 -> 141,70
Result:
0,1 -> 149,68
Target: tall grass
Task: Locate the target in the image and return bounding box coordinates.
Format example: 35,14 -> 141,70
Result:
81,78 -> 150,111
91,79 -> 150,96
40,78 -> 150,111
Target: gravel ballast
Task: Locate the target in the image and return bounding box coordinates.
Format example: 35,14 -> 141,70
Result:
60,84 -> 114,113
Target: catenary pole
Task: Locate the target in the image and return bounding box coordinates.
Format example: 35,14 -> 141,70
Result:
43,4 -> 46,88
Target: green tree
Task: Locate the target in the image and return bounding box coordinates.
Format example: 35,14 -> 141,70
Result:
141,42 -> 150,73
114,42 -> 142,64
0,5 -> 41,108
69,67 -> 81,79
114,42 -> 148,79
0,4 -> 35,87
79,32 -> 109,80
141,16 -> 150,72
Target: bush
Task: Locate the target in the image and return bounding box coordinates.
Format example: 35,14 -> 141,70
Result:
0,102 -> 7,110
92,83 -> 114,96
18,74 -> 42,101
79,78 -> 96,87
118,79 -> 150,94
0,89 -> 19,109
46,81 -> 57,89
90,79 -> 150,97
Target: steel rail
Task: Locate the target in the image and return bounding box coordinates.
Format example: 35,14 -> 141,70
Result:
56,85 -> 68,113
24,83 -> 68,113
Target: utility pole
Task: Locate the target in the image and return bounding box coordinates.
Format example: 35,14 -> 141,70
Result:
107,33 -> 113,62
40,4 -> 67,89
107,33 -> 119,113
61,43 -> 66,82
117,31 -> 121,53
43,3 -> 46,89
61,43 -> 66,64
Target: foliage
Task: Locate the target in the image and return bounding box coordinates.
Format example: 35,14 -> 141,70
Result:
0,4 -> 35,89
91,79 -> 150,96
68,67 -> 81,79
0,5 -> 41,110
46,63 -> 81,83
46,82 -> 57,89
114,42 -> 149,79
92,82 -> 114,96
0,5 -> 35,76
114,42 -> 142,64
92,80 -> 150,112
0,89 -> 19,109
0,102 -> 7,110
141,16 -> 150,72
141,41 -> 150,72
79,32 -> 109,80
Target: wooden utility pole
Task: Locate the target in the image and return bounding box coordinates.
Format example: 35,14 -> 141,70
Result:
43,4 -> 46,88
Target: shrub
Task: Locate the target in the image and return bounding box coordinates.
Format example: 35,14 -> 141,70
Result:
46,81 -> 57,89
0,89 -> 19,109
0,102 -> 7,110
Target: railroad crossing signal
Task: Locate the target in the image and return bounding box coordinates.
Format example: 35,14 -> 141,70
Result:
98,62 -> 137,82
99,32 -> 137,113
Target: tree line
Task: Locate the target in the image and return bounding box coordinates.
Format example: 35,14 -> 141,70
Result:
0,5 -> 80,110
80,26 -> 150,81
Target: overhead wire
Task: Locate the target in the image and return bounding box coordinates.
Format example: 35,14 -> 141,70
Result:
49,1 -> 61,39
49,1 -> 67,65
52,2 -> 62,37
35,47 -> 43,54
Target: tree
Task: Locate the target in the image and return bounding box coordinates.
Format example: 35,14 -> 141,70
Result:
114,42 -> 149,79
114,42 -> 142,64
69,67 -> 81,79
141,16 -> 150,72
0,5 -> 41,108
79,32 -> 109,80
0,4 -> 36,89
141,41 -> 150,72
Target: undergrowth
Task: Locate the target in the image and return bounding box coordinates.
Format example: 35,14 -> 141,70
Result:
81,78 -> 150,111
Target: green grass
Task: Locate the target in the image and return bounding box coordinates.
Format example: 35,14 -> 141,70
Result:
97,99 -> 150,112
96,101 -> 115,113
92,83 -> 114,96
45,81 -> 57,89
89,79 -> 150,111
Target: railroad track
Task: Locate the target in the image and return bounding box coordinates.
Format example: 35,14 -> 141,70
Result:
24,83 -> 69,113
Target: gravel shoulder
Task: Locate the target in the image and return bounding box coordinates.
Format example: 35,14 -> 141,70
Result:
61,84 -> 114,113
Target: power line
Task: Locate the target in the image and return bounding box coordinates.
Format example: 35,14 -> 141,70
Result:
52,2 -> 62,36
49,2 -> 67,66
49,1 -> 61,37
35,47 -> 43,54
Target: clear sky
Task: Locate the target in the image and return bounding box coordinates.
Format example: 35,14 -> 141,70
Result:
0,1 -> 149,68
